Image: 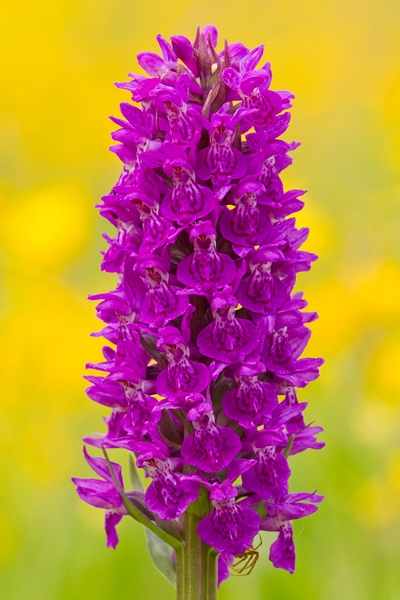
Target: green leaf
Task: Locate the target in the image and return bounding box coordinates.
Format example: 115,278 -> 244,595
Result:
145,529 -> 176,587
128,453 -> 144,492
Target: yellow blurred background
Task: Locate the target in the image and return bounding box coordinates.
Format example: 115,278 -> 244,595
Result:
1,1 -> 400,598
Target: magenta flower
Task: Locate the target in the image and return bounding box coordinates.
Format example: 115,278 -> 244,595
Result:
241,428 -> 291,499
196,112 -> 248,186
72,448 -> 127,548
136,446 -> 199,520
222,360 -> 278,427
197,480 -> 261,555
73,25 -> 324,597
261,491 -> 323,573
176,220 -> 236,292
197,288 -> 260,362
155,326 -> 211,396
181,399 -> 242,472
162,152 -> 216,224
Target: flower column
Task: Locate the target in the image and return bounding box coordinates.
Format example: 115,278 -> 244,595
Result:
73,25 -> 324,600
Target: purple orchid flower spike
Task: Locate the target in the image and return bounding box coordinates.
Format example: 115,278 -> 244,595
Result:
75,24 -> 324,597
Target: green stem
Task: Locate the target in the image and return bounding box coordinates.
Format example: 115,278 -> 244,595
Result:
176,546 -> 185,600
206,548 -> 218,600
177,513 -> 218,600
185,512 -> 204,599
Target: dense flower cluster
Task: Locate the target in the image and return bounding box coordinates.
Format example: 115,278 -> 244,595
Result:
73,25 -> 324,580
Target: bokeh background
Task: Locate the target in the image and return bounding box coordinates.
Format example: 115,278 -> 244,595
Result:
1,1 -> 400,598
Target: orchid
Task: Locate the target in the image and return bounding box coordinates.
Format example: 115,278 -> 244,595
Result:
73,25 -> 324,599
